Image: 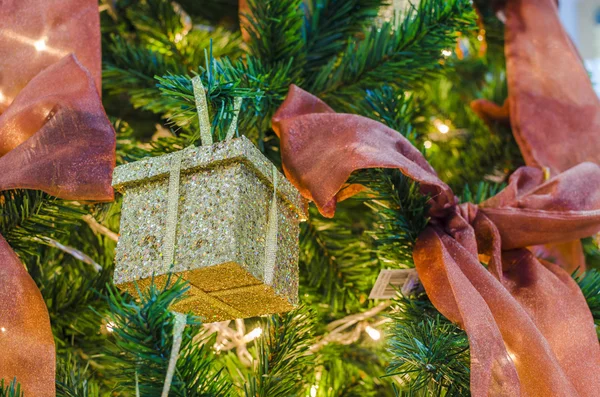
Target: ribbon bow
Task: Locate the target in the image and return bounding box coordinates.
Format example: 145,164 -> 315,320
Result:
272,84 -> 600,395
0,1 -> 115,395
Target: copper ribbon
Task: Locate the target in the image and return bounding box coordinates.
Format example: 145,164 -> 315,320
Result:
471,0 -> 600,274
272,84 -> 600,395
0,1 -> 115,395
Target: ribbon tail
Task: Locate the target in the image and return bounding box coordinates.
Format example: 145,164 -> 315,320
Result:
0,235 -> 54,397
503,0 -> 600,173
415,227 -> 520,396
415,224 -> 600,396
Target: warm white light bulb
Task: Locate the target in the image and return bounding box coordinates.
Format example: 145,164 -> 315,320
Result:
424,140 -> 432,149
244,327 -> 263,342
437,123 -> 450,134
34,39 -> 47,52
105,321 -> 116,333
365,325 -> 381,341
441,49 -> 452,57
0,327 -> 5,332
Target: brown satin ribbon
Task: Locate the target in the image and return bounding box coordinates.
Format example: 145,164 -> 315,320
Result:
0,1 -> 115,395
272,85 -> 600,396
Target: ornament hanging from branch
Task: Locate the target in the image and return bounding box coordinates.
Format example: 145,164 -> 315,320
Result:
112,77 -> 306,323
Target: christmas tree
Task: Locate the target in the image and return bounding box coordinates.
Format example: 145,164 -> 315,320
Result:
1,0 -> 599,395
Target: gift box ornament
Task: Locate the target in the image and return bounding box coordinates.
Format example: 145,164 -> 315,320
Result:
112,77 -> 307,322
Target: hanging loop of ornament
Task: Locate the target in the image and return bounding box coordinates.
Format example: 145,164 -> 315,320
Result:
191,75 -> 213,146
225,97 -> 243,141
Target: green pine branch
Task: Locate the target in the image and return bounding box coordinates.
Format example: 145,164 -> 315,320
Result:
244,0 -> 307,85
156,56 -> 263,142
459,181 -> 505,205
351,169 -> 430,268
102,277 -> 231,396
312,0 -> 477,109
0,380 -> 22,397
576,269 -> 600,339
103,35 -> 187,101
304,0 -> 385,76
386,294 -> 470,396
583,237 -> 600,270
243,307 -> 316,397
0,190 -> 84,257
299,203 -> 381,314
358,86 -> 420,142
314,343 -> 393,397
56,356 -> 101,397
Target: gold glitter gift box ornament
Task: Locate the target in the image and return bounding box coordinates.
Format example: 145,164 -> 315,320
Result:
112,77 -> 307,322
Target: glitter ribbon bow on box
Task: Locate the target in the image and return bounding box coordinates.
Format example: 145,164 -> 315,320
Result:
0,1 -> 116,395
112,77 -> 307,322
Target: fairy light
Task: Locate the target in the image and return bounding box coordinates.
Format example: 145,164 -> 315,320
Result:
0,327 -> 6,333
365,325 -> 381,341
424,140 -> 432,149
243,327 -> 263,343
434,119 -> 450,134
34,39 -> 47,52
441,49 -> 452,57
310,385 -> 318,397
477,34 -> 484,42
214,342 -> 225,353
106,321 -> 116,333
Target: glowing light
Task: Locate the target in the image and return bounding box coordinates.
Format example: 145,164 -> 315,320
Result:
244,327 -> 263,343
1,30 -> 66,57
0,327 -> 6,333
0,90 -> 5,104
433,119 -> 451,134
441,49 -> 452,57
106,321 -> 116,333
214,343 -> 225,353
34,39 -> 47,52
436,122 -> 450,134
365,325 -> 381,341
310,385 -> 318,397
477,35 -> 484,42
424,140 -> 432,149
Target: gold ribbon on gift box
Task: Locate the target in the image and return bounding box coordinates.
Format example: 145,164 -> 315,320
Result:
161,76 -> 279,311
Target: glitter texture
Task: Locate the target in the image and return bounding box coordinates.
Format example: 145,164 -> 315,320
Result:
113,136 -> 307,322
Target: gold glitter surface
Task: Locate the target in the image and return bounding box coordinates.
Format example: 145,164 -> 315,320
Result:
113,137 -> 306,322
